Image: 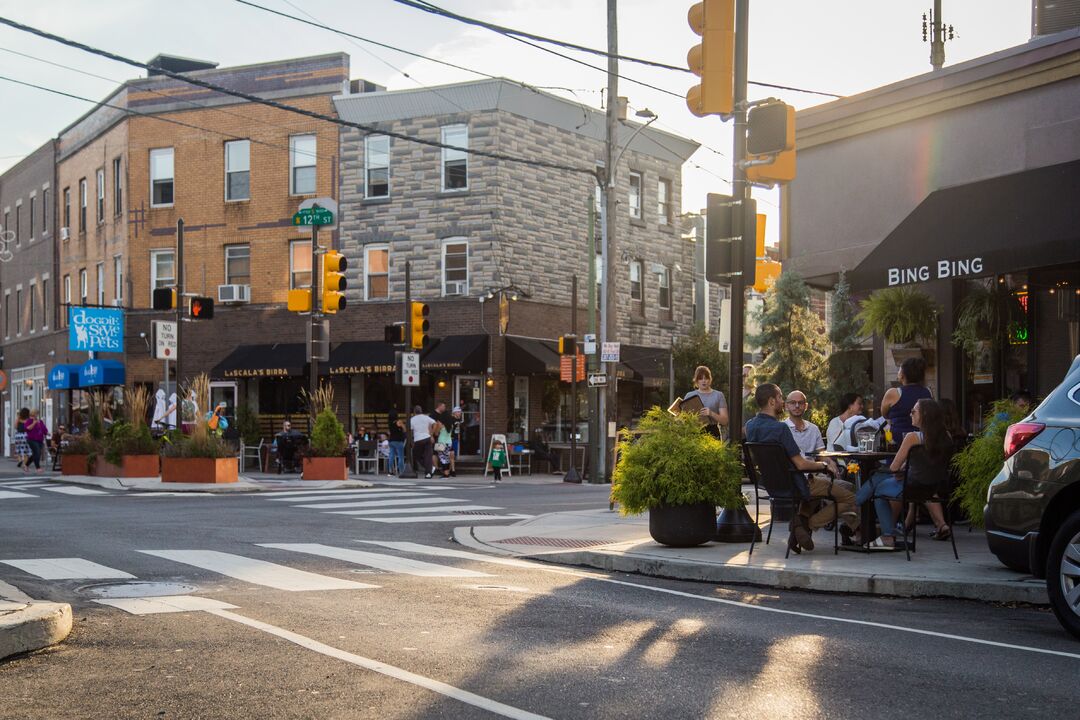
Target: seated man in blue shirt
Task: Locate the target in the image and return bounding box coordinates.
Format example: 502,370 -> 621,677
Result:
745,383 -> 857,553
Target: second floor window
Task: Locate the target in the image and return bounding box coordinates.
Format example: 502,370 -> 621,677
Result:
365,245 -> 389,300
29,284 -> 35,333
79,179 -> 87,230
150,250 -> 175,297
290,135 -> 316,195
41,278 -> 49,329
62,188 -> 70,231
441,125 -> 468,191
96,263 -> 105,305
15,289 -> 22,335
150,148 -> 174,206
79,269 -> 88,304
114,255 -> 123,304
62,275 -> 70,326
628,172 -> 642,219
96,169 -> 105,223
364,135 -> 389,198
225,140 -> 250,201
28,196 -> 35,238
112,157 -> 122,215
630,260 -> 644,316
657,178 -> 672,226
290,240 -> 311,289
658,266 -> 672,320
41,189 -> 48,233
442,239 -> 468,296
225,244 -> 251,285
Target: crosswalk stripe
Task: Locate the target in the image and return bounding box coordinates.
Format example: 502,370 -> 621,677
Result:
3,482 -> 50,489
297,497 -> 456,510
138,550 -> 376,591
41,486 -> 110,496
0,557 -> 136,580
266,490 -> 425,502
325,505 -> 501,516
359,541 -> 538,569
364,514 -> 534,524
259,543 -> 491,578
261,488 -> 429,498
0,490 -> 36,499
94,595 -> 239,615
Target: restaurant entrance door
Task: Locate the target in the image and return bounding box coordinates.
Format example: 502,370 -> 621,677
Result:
453,375 -> 483,458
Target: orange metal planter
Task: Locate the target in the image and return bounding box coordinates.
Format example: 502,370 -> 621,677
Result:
302,457 -> 347,481
61,454 -> 89,476
161,457 -> 239,484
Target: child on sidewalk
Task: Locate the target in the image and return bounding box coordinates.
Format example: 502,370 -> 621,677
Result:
487,439 -> 507,483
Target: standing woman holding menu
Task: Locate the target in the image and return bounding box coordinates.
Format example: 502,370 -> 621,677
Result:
682,365 -> 729,439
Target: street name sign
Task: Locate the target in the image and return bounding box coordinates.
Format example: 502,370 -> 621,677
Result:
295,197 -> 339,234
153,320 -> 177,360
292,207 -> 334,226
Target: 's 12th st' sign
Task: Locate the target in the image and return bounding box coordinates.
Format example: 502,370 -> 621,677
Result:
68,307 -> 124,353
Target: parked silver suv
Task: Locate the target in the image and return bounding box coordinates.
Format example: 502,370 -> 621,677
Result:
985,354 -> 1080,639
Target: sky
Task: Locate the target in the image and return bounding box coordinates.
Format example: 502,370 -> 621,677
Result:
0,0 -> 1033,246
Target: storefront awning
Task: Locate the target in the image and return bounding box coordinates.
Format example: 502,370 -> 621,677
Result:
328,341 -> 396,375
211,343 -> 307,379
48,364 -> 82,390
79,359 -> 125,387
849,159 -> 1080,292
505,336 -> 561,375
422,335 -> 488,372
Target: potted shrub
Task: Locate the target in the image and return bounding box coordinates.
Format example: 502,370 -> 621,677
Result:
302,407 -> 348,481
610,407 -> 745,547
61,433 -> 98,476
96,386 -> 160,478
161,374 -> 238,484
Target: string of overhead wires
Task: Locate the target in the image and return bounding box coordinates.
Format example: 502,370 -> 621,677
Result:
0,16 -> 600,179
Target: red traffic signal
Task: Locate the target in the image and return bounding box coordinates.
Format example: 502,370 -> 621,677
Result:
189,296 -> 215,319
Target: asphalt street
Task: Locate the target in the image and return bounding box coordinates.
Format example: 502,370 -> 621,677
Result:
1,472 -> 1078,719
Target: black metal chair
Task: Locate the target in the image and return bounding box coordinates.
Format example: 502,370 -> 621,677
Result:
900,445 -> 959,561
743,442 -> 839,558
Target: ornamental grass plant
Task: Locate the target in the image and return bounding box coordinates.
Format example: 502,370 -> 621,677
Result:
610,407 -> 744,515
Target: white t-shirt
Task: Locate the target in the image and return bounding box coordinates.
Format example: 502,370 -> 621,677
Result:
826,416 -> 845,450
784,418 -> 824,458
410,414 -> 433,442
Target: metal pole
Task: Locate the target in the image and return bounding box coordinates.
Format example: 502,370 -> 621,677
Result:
728,0 -> 750,441
309,222 -> 320,399
399,260 -> 416,479
601,0 -> 618,484
175,218 -> 184,394
587,197 -> 599,483
930,0 -> 945,70
565,274 -> 582,483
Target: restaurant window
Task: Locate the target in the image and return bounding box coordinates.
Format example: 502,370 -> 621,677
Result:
365,244 -> 389,300
79,269 -> 87,305
112,157 -> 122,215
290,134 -> 316,195
62,188 -> 70,232
630,259 -> 644,315
364,134 -> 389,198
541,379 -> 588,444
96,168 -> 105,223
657,178 -> 672,226
658,265 -> 672,320
628,171 -> 642,219
442,239 -> 468,296
290,240 -> 311,289
509,376 -> 529,442
150,250 -> 175,298
113,255 -> 123,305
96,262 -> 105,305
225,244 -> 251,285
15,288 -> 21,336
28,196 -> 35,239
441,124 -> 468,191
150,148 -> 174,206
225,140 -> 250,201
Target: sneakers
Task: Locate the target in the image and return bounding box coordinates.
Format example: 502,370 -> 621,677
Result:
424,473 -> 432,479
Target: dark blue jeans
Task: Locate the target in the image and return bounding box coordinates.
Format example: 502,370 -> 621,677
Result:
855,470 -> 903,537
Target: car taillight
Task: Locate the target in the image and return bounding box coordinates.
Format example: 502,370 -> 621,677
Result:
1003,422 -> 1045,459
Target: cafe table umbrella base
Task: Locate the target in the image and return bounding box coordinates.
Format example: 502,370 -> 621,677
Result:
715,504 -> 763,543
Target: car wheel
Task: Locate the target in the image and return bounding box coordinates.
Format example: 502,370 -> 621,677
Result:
1046,508 -> 1080,640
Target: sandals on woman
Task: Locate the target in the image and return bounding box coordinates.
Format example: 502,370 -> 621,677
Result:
931,525 -> 952,541
869,537 -> 897,551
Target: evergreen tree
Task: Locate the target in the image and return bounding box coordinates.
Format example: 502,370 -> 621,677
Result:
749,271 -> 828,402
825,271 -> 874,412
672,323 -> 731,399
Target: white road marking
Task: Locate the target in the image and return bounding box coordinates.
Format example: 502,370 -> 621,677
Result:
0,490 -> 36,499
266,490 -> 426,502
138,550 -> 376,592
364,514 -> 534,523
94,595 -> 238,615
41,486 -> 110,496
2,483 -> 50,488
206,608 -> 551,720
306,497 -> 457,510
360,542 -> 537,569
324,505 -> 501,516
0,578 -> 34,602
259,543 -> 491,578
0,558 -> 135,580
129,492 -> 217,497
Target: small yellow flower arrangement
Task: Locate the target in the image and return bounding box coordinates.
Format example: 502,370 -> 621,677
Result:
846,461 -> 860,475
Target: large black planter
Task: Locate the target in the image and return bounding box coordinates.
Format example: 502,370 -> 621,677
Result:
649,502 -> 717,547
715,505 -> 763,543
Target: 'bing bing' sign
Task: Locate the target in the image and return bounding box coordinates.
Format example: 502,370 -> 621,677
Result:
888,256 -> 984,287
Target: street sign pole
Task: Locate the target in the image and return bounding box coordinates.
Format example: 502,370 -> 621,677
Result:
728,0 -> 750,441
175,218 -> 184,395
309,218 -> 322,401
399,260 -> 417,479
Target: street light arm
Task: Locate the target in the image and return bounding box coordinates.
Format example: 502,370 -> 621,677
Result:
609,115 -> 658,187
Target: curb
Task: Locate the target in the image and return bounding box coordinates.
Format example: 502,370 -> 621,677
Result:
45,475 -> 374,493
0,602 -> 73,660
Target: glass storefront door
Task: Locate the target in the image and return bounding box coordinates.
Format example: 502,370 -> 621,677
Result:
454,375 -> 483,457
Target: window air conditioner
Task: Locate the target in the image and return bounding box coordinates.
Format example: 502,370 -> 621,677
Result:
217,284 -> 251,303
445,281 -> 466,296
60,227 -> 70,241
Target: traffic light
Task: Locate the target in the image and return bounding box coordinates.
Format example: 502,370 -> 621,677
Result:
189,296 -> 214,319
705,194 -> 756,284
287,289 -> 312,312
384,324 -> 405,345
152,287 -> 176,310
686,0 -> 735,117
746,149 -> 796,186
745,101 -> 797,186
558,335 -> 577,355
322,250 -> 348,314
410,301 -> 429,350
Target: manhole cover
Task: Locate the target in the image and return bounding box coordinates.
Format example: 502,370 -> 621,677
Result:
81,581 -> 198,598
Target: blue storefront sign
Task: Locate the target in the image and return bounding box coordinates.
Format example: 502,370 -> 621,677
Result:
68,307 -> 125,353
79,359 -> 125,387
48,364 -> 82,390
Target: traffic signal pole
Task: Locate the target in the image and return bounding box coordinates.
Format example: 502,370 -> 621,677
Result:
175,218 -> 184,396
727,0 -> 750,441
399,260 -> 416,479
309,222 -> 321,400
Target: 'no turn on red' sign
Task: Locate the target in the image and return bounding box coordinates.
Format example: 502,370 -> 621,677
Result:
154,321 -> 177,360
397,352 -> 420,387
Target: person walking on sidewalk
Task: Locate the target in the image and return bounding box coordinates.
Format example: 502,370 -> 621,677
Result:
387,407 -> 406,477
487,439 -> 507,483
24,408 -> 48,474
410,405 -> 435,479
13,407 -> 30,471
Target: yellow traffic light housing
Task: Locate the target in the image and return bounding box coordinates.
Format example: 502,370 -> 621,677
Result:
410,301 -> 430,350
686,0 -> 735,117
287,289 -> 312,313
558,335 -> 577,355
746,148 -> 797,186
747,102 -> 795,156
754,260 -> 782,293
152,287 -> 177,311
322,250 -> 348,314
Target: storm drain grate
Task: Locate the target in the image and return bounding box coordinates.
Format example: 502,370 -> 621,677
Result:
453,511 -> 501,516
495,536 -> 610,548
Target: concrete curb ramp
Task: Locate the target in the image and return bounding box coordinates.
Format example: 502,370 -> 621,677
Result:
0,602 -> 73,660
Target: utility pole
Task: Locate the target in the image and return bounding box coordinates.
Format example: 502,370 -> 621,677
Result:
175,218 -> 184,395
399,261 -> 416,479
308,222 -> 321,399
587,199 -> 599,483
727,0 -> 750,440
601,0 -> 619,483
924,0 -> 955,71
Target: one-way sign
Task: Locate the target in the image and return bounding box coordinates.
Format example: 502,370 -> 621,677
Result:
587,373 -> 608,388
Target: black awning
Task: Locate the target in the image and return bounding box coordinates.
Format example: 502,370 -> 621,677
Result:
505,336 -> 561,375
849,159 -> 1080,292
328,341 -> 396,375
422,334 -> 488,372
618,344 -> 670,387
212,343 -> 307,379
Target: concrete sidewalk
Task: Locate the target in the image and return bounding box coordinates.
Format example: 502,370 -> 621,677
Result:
0,581 -> 71,661
455,507 -> 1049,605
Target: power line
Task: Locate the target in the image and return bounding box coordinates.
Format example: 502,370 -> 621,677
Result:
0,16 -> 599,179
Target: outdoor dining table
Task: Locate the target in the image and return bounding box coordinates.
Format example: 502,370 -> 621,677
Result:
814,449 -> 897,552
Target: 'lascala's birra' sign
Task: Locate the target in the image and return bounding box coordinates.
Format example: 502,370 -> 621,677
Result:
68,307 -> 125,353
